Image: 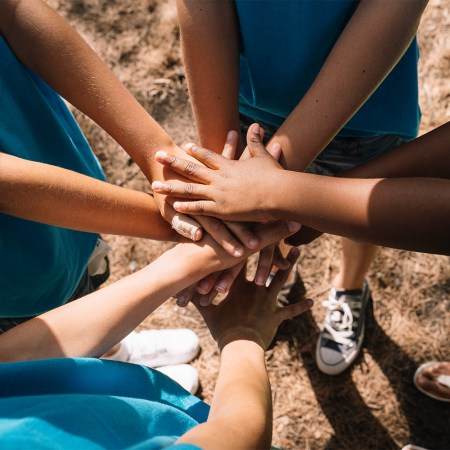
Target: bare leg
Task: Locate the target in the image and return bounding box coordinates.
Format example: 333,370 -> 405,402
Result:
333,238 -> 377,290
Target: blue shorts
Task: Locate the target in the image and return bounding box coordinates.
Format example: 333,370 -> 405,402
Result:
240,114 -> 406,176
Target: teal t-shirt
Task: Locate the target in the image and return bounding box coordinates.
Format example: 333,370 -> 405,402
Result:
0,359 -> 208,449
0,36 -> 105,317
236,0 -> 420,139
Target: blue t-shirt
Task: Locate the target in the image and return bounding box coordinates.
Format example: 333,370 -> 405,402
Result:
236,0 -> 420,139
0,358 -> 208,449
0,36 -> 105,317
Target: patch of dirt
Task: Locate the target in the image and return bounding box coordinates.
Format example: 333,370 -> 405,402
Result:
52,0 -> 449,448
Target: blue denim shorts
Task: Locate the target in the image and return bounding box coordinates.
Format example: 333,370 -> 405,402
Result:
240,114 -> 405,176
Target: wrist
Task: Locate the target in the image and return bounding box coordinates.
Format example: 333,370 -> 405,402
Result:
220,339 -> 266,359
265,168 -> 293,220
139,243 -> 206,298
218,330 -> 266,353
160,241 -> 219,288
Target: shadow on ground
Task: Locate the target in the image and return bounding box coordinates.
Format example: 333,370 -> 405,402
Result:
277,298 -> 450,449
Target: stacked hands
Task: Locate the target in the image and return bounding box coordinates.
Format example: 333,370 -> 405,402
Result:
197,247 -> 313,352
152,123 -> 309,308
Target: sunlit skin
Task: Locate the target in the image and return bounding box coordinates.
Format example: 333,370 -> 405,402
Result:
153,122 -> 450,256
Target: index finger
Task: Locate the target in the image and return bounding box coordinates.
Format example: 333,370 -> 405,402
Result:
155,150 -> 213,184
184,143 -> 229,169
256,221 -> 302,250
267,247 -> 300,294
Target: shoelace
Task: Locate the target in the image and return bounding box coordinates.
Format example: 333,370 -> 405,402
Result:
322,296 -> 360,346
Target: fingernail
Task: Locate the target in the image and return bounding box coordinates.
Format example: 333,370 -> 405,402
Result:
152,181 -> 164,190
176,295 -> 186,307
185,143 -> 198,153
291,247 -> 300,258
306,299 -> 314,308
287,221 -> 302,232
233,246 -> 244,257
193,228 -> 202,241
227,131 -> 235,140
184,143 -> 195,152
248,237 -> 259,249
255,274 -> 266,286
173,201 -> 181,209
197,280 -> 210,295
252,123 -> 260,134
199,296 -> 210,307
216,280 -> 228,293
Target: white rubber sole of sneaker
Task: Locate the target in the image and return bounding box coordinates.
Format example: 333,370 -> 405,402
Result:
315,321 -> 366,376
156,364 -> 199,394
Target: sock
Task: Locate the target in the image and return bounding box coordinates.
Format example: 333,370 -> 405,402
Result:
102,336 -> 133,362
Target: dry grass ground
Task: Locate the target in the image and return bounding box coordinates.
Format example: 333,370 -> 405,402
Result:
51,0 -> 449,448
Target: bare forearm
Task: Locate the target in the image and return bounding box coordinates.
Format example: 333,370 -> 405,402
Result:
271,0 -> 428,171
0,246 -> 203,361
0,220 -> 301,361
342,121 -> 450,179
178,340 -> 272,449
0,0 -> 177,180
285,122 -> 450,248
178,0 -> 242,153
272,172 -> 450,254
0,152 -> 177,241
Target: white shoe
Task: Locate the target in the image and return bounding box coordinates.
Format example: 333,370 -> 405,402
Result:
103,329 -> 200,368
87,238 -> 111,277
156,364 -> 199,394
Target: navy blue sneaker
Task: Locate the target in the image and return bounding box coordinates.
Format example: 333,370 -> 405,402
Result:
316,281 -> 371,375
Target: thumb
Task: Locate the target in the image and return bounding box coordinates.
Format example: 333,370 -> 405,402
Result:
279,298 -> 314,322
247,123 -> 269,157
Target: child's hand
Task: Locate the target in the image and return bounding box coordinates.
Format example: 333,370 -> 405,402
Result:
174,241 -> 290,307
152,123 -> 283,223
155,132 -> 262,257
194,248 -> 313,351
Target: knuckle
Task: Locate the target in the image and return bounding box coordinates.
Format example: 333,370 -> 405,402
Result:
184,183 -> 195,197
185,161 -> 198,176
273,225 -> 287,241
196,201 -> 205,214
203,150 -> 214,161
209,218 -> 223,232
271,229 -> 282,242
260,245 -> 274,256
